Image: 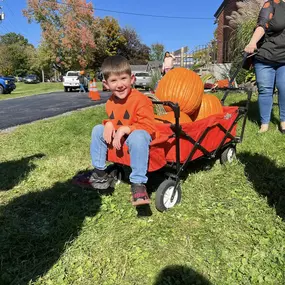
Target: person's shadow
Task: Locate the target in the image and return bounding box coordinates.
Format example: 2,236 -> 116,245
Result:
238,152 -> 285,220
0,177 -> 103,285
153,265 -> 212,285
229,99 -> 279,127
0,154 -> 45,191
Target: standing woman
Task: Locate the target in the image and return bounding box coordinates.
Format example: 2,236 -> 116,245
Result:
161,51 -> 175,75
244,0 -> 285,133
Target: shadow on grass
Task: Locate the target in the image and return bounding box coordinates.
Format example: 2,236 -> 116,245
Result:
0,176 -> 104,285
238,152 -> 285,220
229,100 -> 279,126
154,265 -> 212,285
0,154 -> 45,191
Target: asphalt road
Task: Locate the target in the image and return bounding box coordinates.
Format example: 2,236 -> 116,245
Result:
0,91 -> 111,130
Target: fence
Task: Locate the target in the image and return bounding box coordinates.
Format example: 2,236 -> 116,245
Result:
172,41 -> 235,80
172,41 -> 218,69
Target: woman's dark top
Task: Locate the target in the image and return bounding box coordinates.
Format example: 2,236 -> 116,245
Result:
78,75 -> 85,84
256,0 -> 285,63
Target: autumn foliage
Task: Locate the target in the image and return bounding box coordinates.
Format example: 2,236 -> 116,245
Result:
23,0 -> 97,68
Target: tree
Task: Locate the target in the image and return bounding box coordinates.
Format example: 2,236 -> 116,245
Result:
87,17 -> 127,70
23,0 -> 97,69
0,33 -> 33,76
0,32 -> 28,46
28,41 -> 56,81
150,43 -> 164,62
100,17 -> 126,57
119,27 -> 150,64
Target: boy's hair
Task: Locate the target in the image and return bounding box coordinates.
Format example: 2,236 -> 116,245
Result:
101,55 -> 132,80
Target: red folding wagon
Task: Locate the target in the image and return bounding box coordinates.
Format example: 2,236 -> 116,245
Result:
107,56 -> 252,212
106,85 -> 251,212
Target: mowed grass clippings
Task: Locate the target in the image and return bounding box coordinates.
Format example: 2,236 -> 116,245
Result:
0,93 -> 285,285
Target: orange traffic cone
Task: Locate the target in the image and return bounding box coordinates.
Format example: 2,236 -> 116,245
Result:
89,79 -> 101,101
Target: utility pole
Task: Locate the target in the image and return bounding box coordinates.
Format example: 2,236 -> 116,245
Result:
0,1 -> 5,22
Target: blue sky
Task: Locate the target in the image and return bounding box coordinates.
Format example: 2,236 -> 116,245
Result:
1,0 -> 222,53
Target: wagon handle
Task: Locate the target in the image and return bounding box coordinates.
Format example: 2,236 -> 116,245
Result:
221,52 -> 253,106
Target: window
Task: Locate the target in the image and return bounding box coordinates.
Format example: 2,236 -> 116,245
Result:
135,72 -> 150,77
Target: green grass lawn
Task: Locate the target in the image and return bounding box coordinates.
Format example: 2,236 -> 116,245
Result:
0,92 -> 285,284
0,82 -> 103,100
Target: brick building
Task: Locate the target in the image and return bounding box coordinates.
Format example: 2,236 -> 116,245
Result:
214,0 -> 239,63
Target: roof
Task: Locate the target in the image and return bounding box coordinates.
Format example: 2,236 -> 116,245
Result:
214,0 -> 228,18
130,65 -> 147,72
147,60 -> 162,68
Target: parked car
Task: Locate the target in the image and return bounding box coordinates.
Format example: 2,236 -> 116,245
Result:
0,76 -> 16,94
133,71 -> 151,90
24,75 -> 40,84
63,71 -> 88,92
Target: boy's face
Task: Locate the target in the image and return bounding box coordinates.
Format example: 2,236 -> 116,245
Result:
103,72 -> 135,100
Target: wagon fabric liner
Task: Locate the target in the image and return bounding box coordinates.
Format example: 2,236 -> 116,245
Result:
107,106 -> 239,172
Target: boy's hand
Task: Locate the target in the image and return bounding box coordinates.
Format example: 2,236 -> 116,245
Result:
112,126 -> 131,150
103,122 -> 115,144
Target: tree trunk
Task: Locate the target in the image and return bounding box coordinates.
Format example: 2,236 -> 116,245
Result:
41,69 -> 45,83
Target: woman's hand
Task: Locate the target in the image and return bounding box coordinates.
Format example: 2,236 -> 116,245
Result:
244,43 -> 257,54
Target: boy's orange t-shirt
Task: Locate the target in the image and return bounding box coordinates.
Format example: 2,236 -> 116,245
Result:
103,89 -> 156,137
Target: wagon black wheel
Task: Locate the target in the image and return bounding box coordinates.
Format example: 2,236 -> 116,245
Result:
155,179 -> 181,212
220,145 -> 236,164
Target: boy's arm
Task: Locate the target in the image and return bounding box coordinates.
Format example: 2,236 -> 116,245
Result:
128,97 -> 155,136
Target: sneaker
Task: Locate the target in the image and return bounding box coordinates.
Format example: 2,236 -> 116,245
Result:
73,169 -> 114,190
131,183 -> 150,206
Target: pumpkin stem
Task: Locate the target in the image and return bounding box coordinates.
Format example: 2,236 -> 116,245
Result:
145,92 -> 167,115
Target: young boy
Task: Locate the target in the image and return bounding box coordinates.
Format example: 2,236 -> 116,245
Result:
74,55 -> 156,206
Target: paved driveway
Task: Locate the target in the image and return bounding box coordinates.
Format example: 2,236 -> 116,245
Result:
0,91 -> 111,130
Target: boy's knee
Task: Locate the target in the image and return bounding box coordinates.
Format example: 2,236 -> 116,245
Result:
127,130 -> 151,146
92,124 -> 104,137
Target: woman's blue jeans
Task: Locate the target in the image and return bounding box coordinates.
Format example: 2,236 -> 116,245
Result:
90,125 -> 152,184
254,59 -> 285,124
79,83 -> 86,92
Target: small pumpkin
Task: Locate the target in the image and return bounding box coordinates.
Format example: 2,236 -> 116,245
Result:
191,94 -> 223,121
155,67 -> 204,115
155,111 -> 192,124
215,79 -> 233,89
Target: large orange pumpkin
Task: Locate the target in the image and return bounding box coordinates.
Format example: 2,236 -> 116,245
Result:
155,111 -> 192,124
155,67 -> 204,115
191,94 -> 223,121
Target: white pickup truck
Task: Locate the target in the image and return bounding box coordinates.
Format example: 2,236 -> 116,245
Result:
63,71 -> 88,92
